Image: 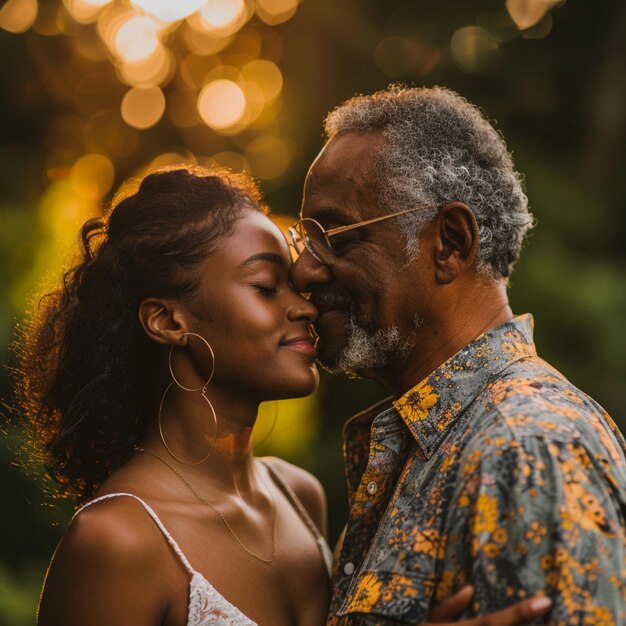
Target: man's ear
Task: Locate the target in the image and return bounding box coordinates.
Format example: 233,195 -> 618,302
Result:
138,298 -> 188,346
433,202 -> 479,284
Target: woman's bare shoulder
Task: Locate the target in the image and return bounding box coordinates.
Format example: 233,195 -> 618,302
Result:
261,457 -> 327,537
67,496 -> 164,560
38,496 -> 170,626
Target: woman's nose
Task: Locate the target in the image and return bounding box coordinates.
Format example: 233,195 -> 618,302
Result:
287,291 -> 317,323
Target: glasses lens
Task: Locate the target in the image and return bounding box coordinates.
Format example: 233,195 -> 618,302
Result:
288,225 -> 304,255
300,219 -> 335,265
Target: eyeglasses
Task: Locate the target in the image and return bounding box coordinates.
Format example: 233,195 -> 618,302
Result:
288,204 -> 432,266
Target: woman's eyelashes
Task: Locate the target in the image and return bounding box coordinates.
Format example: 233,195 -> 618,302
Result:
254,284 -> 278,298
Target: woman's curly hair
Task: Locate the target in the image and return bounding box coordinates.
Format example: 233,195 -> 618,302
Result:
14,165 -> 265,504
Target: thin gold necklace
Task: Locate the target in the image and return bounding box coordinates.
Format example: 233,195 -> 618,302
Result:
134,445 -> 277,564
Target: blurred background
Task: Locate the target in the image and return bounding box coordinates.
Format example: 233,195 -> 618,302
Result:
1,0 -> 625,622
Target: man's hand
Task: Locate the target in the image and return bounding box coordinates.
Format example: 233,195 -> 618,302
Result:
422,586 -> 552,625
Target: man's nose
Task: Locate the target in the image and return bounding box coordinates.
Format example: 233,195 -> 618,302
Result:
290,249 -> 331,293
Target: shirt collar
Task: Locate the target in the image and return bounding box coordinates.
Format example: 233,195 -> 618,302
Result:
392,314 -> 537,458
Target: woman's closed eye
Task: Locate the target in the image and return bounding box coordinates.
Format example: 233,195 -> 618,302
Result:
254,284 -> 278,297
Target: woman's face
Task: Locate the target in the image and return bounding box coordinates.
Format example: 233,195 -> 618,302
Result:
183,209 -> 319,400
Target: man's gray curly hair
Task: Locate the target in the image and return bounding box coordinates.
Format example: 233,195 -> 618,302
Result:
324,85 -> 534,278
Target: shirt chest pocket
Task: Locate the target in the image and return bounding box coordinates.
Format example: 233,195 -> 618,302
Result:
339,569 -> 437,622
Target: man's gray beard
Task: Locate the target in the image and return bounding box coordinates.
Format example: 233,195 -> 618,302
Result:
326,313 -> 412,376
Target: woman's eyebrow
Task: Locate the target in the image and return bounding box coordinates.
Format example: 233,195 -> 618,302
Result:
238,252 -> 286,269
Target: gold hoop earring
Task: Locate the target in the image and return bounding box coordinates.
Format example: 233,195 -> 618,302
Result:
159,333 -> 217,465
169,332 -> 215,392
253,400 -> 279,449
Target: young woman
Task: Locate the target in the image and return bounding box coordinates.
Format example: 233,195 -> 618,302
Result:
17,166 -> 550,625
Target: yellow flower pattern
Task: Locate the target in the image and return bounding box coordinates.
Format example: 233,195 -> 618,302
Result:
329,315 -> 626,625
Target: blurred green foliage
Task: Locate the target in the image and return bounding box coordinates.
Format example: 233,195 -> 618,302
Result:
1,0 -> 625,623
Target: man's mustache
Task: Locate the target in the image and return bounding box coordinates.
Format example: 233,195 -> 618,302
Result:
310,291 -> 353,311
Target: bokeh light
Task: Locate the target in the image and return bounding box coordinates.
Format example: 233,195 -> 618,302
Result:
183,20 -> 235,54
450,26 -> 499,73
506,0 -> 563,30
121,85 -> 166,129
118,44 -> 173,86
69,154 -> 115,201
64,0 -> 104,24
197,0 -> 249,35
3,0 -> 301,134
202,150 -> 251,172
83,0 -> 114,6
241,59 -> 283,104
255,0 -> 298,26
130,0 -> 206,23
0,0 -> 38,33
521,12 -> 553,39
113,15 -> 160,62
197,79 -> 247,130
245,134 -> 292,180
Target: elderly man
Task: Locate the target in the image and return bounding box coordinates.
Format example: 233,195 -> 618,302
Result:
290,86 -> 626,625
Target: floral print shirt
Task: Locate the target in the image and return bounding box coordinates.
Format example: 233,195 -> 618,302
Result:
328,315 -> 626,625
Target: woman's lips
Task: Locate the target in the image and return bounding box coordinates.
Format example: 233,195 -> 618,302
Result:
281,336 -> 317,356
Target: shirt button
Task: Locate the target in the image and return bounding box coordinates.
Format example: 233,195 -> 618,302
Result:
366,481 -> 378,495
343,562 -> 355,575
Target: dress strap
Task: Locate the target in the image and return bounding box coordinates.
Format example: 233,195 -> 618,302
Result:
73,492 -> 195,576
259,461 -> 333,577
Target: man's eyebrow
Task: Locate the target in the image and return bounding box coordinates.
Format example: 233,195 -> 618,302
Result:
305,207 -> 356,225
238,252 -> 286,269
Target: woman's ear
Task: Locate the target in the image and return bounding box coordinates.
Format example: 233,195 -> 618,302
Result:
138,298 -> 188,346
433,202 -> 479,285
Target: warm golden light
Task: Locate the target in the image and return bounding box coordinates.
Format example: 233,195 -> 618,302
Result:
245,134 -> 292,180
70,154 -> 115,201
239,80 -> 265,124
522,13 -> 553,39
256,395 -> 319,456
255,0 -> 297,25
98,4 -> 137,53
121,85 -> 166,129
199,0 -> 245,28
241,59 -> 283,104
450,26 -> 498,73
82,110 -> 140,159
32,2 -> 61,35
64,0 -> 104,24
202,151 -> 251,173
506,0 -> 562,30
131,0 -> 206,23
118,44 -> 172,86
0,0 -> 37,33
147,150 -> 198,171
114,15 -> 160,62
197,79 -> 246,130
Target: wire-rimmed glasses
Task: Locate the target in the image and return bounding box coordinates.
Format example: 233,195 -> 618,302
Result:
288,204 -> 432,266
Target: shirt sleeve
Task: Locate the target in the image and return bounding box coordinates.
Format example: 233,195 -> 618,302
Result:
440,430 -> 626,624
